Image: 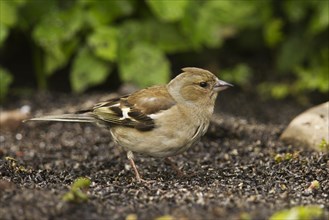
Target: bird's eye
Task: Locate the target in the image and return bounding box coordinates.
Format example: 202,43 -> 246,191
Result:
199,82 -> 208,88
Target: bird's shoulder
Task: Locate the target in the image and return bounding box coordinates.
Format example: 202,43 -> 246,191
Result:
127,85 -> 176,115
86,85 -> 176,131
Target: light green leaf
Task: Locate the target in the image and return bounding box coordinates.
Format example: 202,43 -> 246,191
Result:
119,44 -> 170,87
43,44 -> 65,75
71,47 -> 111,93
10,0 -> 26,7
0,67 -> 13,101
181,0 -> 265,48
179,0 -> 205,49
43,39 -> 79,75
270,206 -> 323,220
294,47 -> 329,93
264,18 -> 284,47
82,0 -> 135,27
277,35 -> 309,72
88,27 -> 118,61
309,0 -> 329,34
0,25 -> 9,47
33,7 -> 83,47
270,84 -> 290,99
201,0 -> 260,26
119,20 -> 190,54
220,64 -> 252,86
0,1 -> 17,27
283,0 -> 309,23
146,0 -> 189,22
62,177 -> 91,203
33,7 -> 83,75
155,215 -> 174,220
17,0 -> 56,30
71,177 -> 91,190
257,82 -> 290,100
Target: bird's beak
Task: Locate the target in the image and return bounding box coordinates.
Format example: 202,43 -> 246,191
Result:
214,79 -> 233,92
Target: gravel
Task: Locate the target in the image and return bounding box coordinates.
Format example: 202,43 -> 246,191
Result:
0,91 -> 328,220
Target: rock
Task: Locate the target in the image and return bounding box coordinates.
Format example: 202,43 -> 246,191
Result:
280,102 -> 329,151
0,105 -> 31,131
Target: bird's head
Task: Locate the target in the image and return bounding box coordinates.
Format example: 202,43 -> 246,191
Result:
167,67 -> 233,106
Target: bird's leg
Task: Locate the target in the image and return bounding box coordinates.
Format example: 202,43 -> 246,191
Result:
127,151 -> 142,181
165,157 -> 184,177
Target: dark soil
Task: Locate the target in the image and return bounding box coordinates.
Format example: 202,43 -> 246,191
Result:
0,90 -> 328,220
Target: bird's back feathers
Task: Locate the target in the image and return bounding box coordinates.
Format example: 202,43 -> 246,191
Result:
91,85 -> 176,131
27,85 -> 177,132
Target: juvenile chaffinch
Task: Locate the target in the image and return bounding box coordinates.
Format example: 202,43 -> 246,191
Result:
27,67 -> 232,182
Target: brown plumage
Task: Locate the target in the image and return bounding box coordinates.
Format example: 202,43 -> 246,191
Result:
26,67 -> 232,182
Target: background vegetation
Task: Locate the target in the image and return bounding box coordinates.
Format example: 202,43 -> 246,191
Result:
0,0 -> 328,102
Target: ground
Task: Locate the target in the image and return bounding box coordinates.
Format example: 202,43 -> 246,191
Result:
0,90 -> 328,220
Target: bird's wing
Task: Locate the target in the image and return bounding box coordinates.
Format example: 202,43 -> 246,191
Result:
91,85 -> 176,131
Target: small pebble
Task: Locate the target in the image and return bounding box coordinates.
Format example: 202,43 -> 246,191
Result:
15,133 -> 23,140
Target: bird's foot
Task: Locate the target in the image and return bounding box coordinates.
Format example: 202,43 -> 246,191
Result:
127,151 -> 155,184
165,157 -> 183,176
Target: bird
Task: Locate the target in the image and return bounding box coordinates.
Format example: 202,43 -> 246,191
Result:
26,67 -> 233,182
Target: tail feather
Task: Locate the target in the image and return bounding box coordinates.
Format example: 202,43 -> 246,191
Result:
24,113 -> 95,123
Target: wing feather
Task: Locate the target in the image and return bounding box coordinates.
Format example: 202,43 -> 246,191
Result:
89,85 -> 176,131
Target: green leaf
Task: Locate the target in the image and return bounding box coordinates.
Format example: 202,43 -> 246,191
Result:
183,1 -> 225,48
119,20 -> 190,54
33,7 -> 83,47
0,1 -> 18,27
146,0 -> 189,22
0,1 -> 17,27
270,84 -> 290,99
43,39 -> 79,75
270,206 -> 323,220
62,177 -> 91,203
71,47 -> 111,93
43,44 -> 66,75
283,0 -> 309,23
17,0 -> 56,30
294,47 -> 329,93
119,44 -> 170,87
318,138 -> 329,152
33,6 -> 84,75
73,190 -> 89,202
9,0 -> 26,7
62,192 -> 75,202
82,0 -> 135,27
0,67 -> 13,101
277,35 -> 310,72
71,177 -> 91,190
155,215 -> 174,220
220,64 -> 252,86
257,82 -> 290,100
0,25 -> 9,47
308,0 -> 329,34
264,18 -> 284,47
181,0 -> 265,48
88,27 -> 118,61
201,0 -> 261,26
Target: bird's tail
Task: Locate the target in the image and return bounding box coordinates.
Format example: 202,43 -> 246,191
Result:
24,113 -> 95,123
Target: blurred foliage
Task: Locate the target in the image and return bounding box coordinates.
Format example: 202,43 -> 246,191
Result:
0,67 -> 13,101
0,0 -> 328,101
220,64 -> 252,87
318,138 -> 329,152
269,205 -> 323,220
62,177 -> 91,203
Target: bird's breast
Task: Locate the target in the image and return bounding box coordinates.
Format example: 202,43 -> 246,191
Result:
109,107 -> 211,158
